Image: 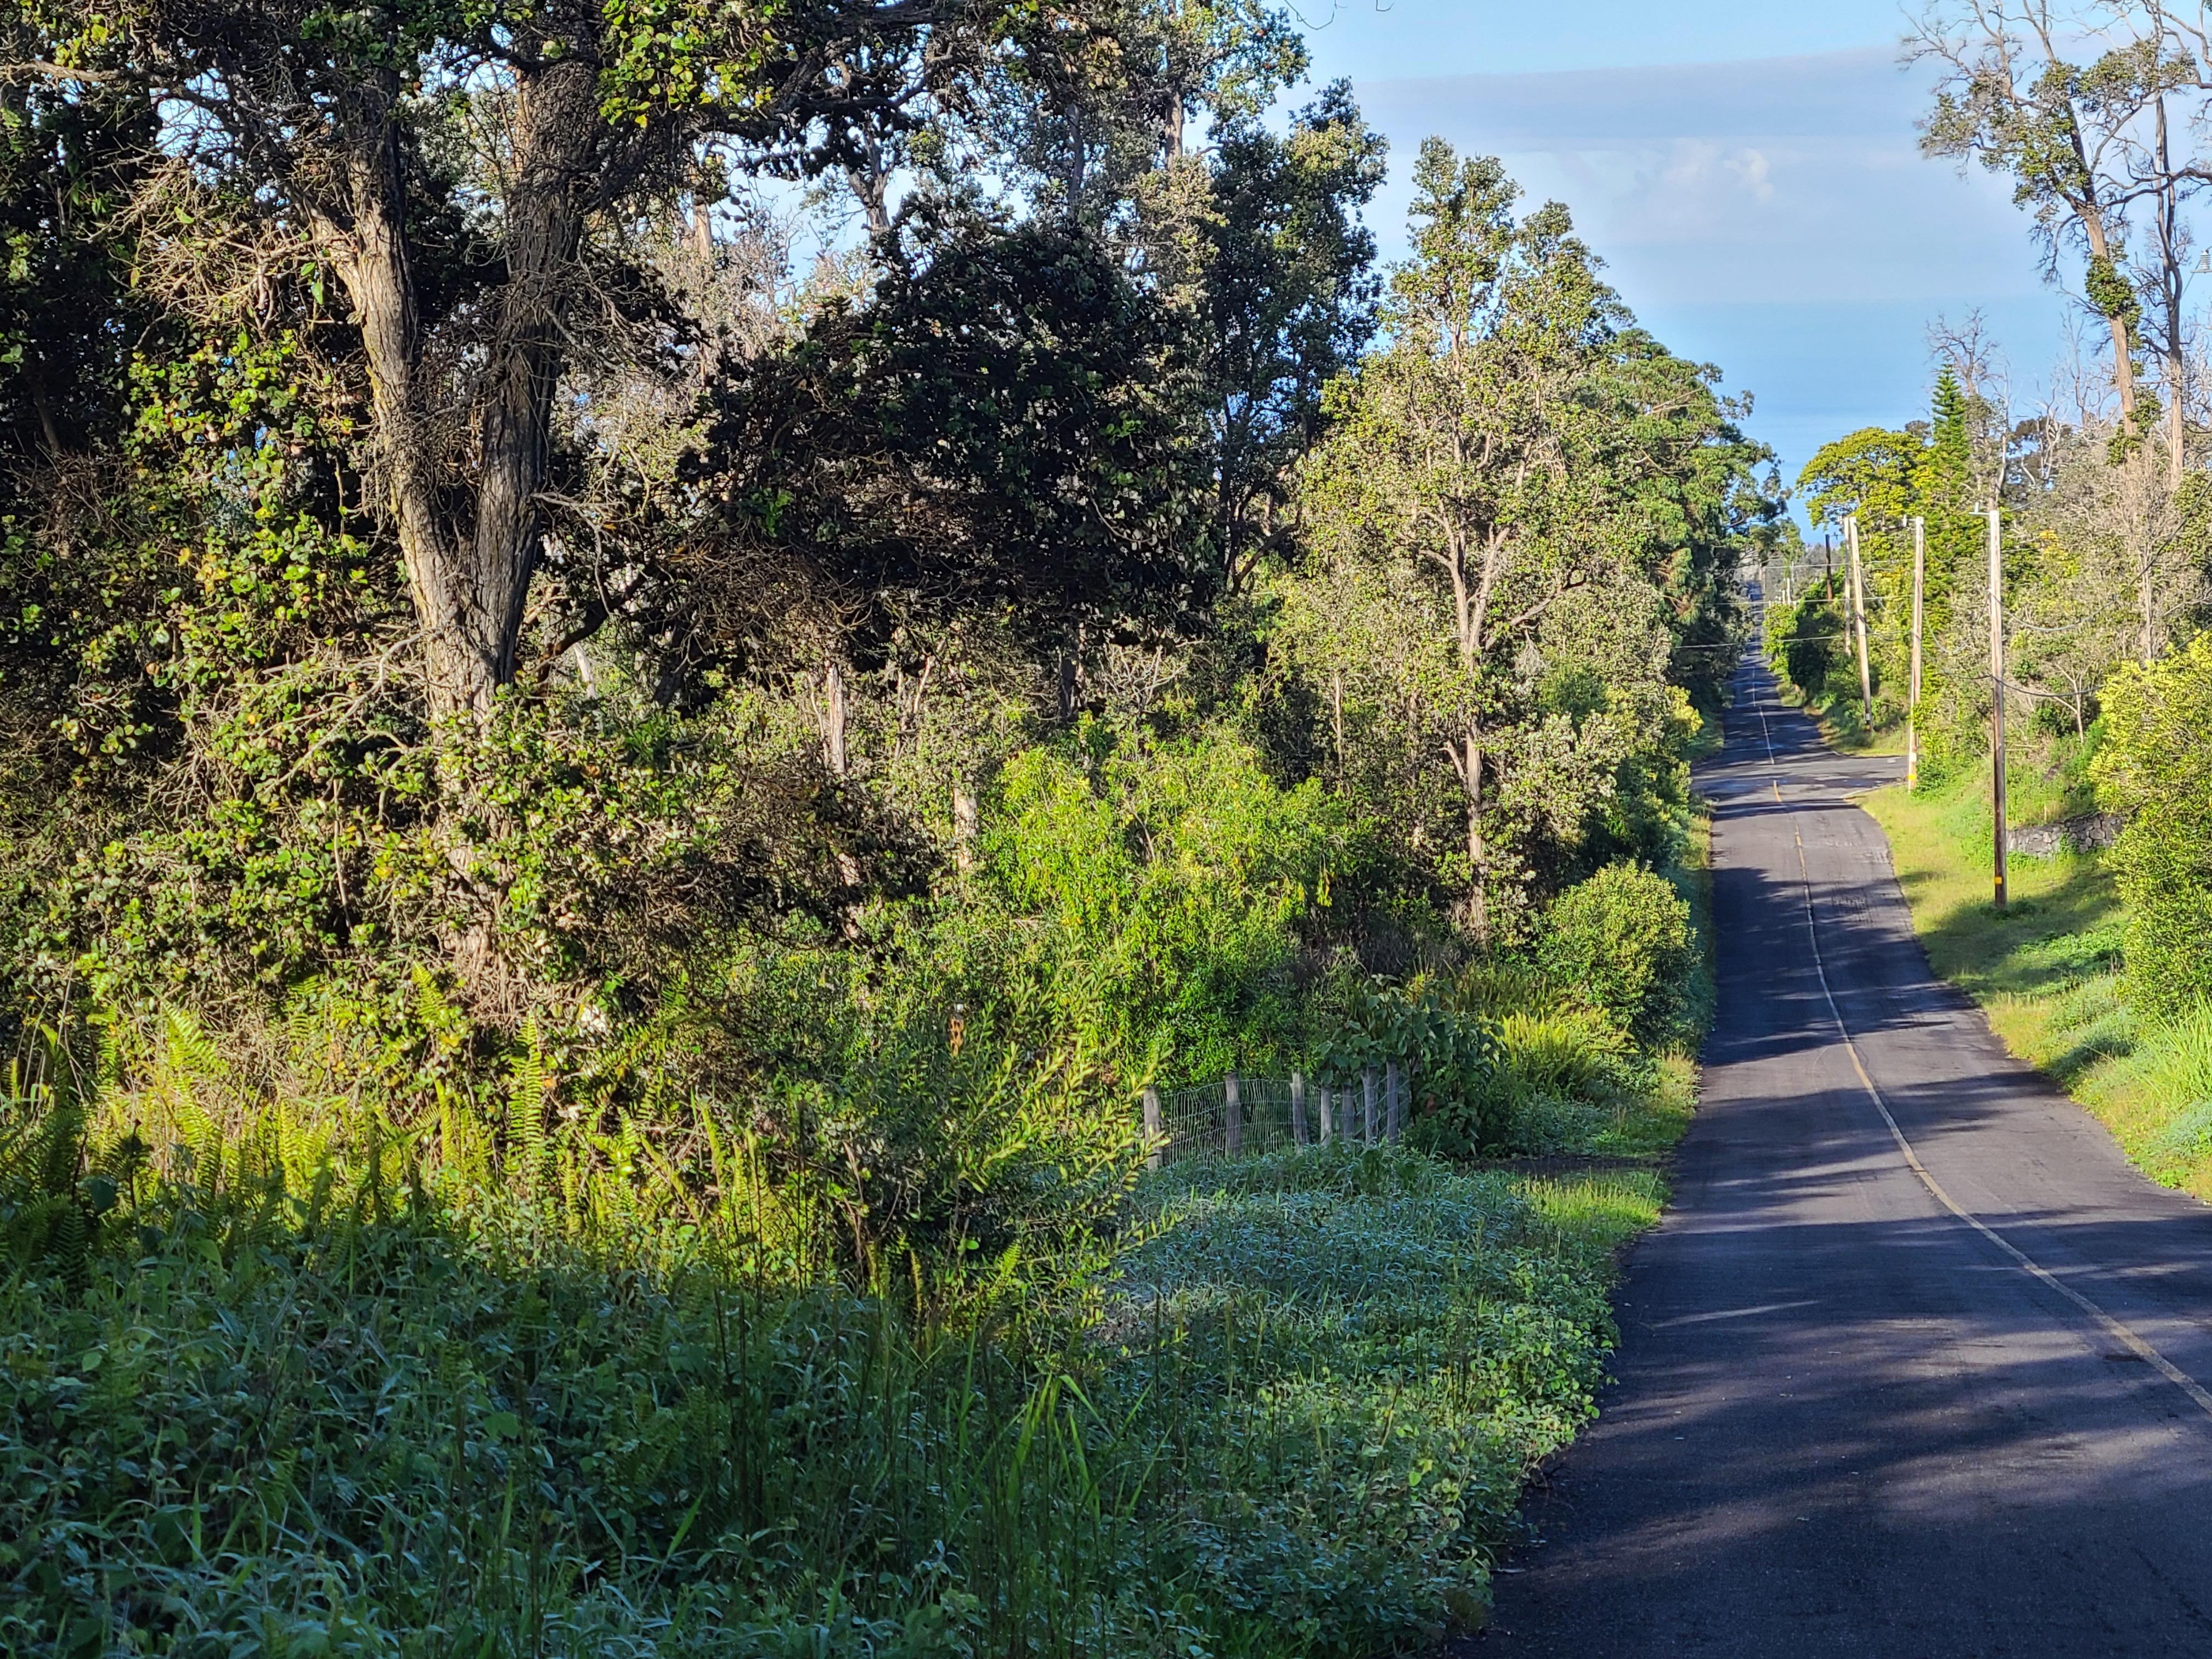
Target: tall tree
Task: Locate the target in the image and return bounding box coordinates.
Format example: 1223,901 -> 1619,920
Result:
48,0 -> 1048,723
1292,140 -> 1760,937
1194,82 -> 1385,592
1914,5 -> 2186,449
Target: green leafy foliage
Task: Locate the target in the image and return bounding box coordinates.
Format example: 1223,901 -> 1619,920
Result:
1317,979 -> 1501,1155
684,211 -> 1219,660
1536,862 -> 1697,1046
0,1097 -> 1661,1657
2095,633 -> 2212,1019
1116,1147 -> 1660,1646
978,723 -> 1345,1086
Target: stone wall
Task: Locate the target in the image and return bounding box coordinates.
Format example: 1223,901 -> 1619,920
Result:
2005,813 -> 2126,859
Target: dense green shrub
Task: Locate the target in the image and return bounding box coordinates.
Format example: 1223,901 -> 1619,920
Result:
2112,804 -> 2212,1021
1536,863 -> 1696,1045
2096,635 -> 2212,1019
1767,588 -> 1843,702
1319,979 -> 1501,1158
978,722 -> 1348,1086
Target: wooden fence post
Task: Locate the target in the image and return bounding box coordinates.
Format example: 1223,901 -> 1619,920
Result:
1143,1086 -> 1163,1171
1385,1059 -> 1403,1143
1362,1066 -> 1378,1144
1290,1073 -> 1308,1146
1316,1080 -> 1332,1145
1224,1073 -> 1242,1156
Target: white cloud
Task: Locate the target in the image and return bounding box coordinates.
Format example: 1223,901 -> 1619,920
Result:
1342,46 -> 2082,494
1725,146 -> 1776,204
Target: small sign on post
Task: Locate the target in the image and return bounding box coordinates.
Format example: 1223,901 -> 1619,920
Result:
1224,1073 -> 1242,1156
1290,1073 -> 1308,1146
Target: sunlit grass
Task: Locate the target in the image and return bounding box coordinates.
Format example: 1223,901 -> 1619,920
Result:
3,1042 -> 1692,1655
1865,771 -> 2212,1200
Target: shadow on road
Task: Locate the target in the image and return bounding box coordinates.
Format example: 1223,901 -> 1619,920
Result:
1470,657 -> 2212,1658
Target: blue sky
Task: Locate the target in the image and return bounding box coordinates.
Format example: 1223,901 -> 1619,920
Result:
1295,2 -> 2077,514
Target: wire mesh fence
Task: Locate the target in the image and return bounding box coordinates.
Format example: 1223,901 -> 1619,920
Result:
1141,1069 -> 1407,1167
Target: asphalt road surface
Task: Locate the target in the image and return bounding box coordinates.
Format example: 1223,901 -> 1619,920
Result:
1477,658 -> 2212,1657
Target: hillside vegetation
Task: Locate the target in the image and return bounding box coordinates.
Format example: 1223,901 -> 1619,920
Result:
0,2 -> 1763,1650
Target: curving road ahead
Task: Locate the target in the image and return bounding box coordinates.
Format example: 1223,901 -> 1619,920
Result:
1477,658 -> 2212,1657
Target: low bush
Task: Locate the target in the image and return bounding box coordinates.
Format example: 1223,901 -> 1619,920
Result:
1489,1008 -> 1627,1102
1536,863 -> 1696,1046
1321,978 -> 1502,1158
2106,802 -> 2212,1021
2095,635 -> 2212,1020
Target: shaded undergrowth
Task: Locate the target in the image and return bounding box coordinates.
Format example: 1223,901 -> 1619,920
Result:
1,1072 -> 1679,1657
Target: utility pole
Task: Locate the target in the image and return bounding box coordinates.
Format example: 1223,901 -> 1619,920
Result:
1908,516 -> 1926,792
1988,506 -> 2007,910
1846,515 -> 1873,728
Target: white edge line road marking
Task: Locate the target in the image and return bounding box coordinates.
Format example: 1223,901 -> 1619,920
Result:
1648,1299 -> 1824,1330
1764,751 -> 2212,1423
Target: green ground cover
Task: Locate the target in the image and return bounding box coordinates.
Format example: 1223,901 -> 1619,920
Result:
1,1101 -> 1683,1657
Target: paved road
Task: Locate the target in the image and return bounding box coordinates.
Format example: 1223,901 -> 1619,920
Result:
1478,659 -> 2212,1657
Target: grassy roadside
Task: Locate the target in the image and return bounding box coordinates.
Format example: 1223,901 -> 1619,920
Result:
2,793 -> 1711,1656
1,1134 -> 1685,1657
3,992 -> 1701,1656
1863,770 -> 2212,1198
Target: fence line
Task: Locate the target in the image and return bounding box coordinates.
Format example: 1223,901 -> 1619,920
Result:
1140,1066 -> 1409,1169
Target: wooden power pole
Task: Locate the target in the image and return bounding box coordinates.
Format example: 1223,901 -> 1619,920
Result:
1988,506 -> 2007,910
1846,515 -> 1872,728
1907,516 -> 1926,792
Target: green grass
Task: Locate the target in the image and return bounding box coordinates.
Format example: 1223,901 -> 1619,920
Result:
1,1075 -> 1690,1656
1864,769 -> 2212,1198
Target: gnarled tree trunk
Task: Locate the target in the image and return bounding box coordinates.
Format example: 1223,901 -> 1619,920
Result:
327,20 -> 600,724
312,22 -> 602,1013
